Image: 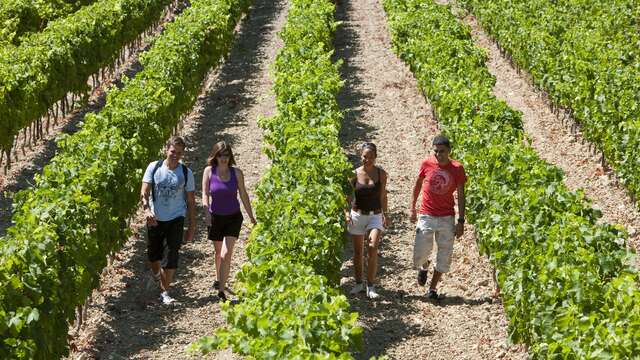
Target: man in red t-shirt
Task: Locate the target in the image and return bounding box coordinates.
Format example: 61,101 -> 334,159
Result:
409,135 -> 466,300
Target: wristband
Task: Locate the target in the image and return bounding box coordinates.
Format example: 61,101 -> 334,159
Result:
457,217 -> 465,224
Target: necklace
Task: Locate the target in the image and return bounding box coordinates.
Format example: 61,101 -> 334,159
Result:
217,168 -> 231,181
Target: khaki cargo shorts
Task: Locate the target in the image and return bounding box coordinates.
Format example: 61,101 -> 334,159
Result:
413,214 -> 455,273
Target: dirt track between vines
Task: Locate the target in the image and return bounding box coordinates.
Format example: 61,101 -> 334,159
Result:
12,0 -> 639,359
67,0 -> 533,358
458,9 -> 640,259
12,0 -> 640,359
0,4 -> 184,238
68,0 -> 285,358
0,67 -> 138,239
334,0 -> 527,358
52,0 -> 632,358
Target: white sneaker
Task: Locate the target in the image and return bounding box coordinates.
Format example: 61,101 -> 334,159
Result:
366,285 -> 380,299
160,291 -> 176,305
350,282 -> 366,295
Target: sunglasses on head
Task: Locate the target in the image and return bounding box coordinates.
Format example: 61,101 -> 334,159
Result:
361,142 -> 377,151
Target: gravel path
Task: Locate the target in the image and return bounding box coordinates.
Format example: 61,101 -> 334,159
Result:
460,12 -> 640,256
334,0 -> 527,358
67,0 -> 286,358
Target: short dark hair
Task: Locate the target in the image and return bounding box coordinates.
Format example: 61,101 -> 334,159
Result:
432,135 -> 450,148
166,136 -> 186,149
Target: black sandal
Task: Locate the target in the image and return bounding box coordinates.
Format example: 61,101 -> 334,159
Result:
427,288 -> 438,300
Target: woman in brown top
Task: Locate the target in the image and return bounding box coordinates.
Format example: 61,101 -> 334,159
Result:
345,142 -> 389,299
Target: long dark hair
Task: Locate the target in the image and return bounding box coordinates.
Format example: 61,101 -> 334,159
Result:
207,141 -> 236,167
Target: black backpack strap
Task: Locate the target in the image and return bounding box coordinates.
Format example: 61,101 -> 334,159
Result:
182,163 -> 189,192
150,160 -> 163,203
152,161 -> 190,202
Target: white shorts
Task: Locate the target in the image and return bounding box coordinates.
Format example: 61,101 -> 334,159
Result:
413,214 -> 455,273
347,209 -> 385,235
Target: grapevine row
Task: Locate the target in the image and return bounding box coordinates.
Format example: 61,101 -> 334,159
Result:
383,0 -> 640,358
0,0 -> 249,357
0,0 -> 175,165
191,0 -> 361,358
0,0 -> 97,45
459,0 -> 640,204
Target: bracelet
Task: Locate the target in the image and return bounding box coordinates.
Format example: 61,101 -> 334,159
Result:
457,217 -> 465,224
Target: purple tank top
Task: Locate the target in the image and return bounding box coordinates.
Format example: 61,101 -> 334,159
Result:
209,167 -> 241,215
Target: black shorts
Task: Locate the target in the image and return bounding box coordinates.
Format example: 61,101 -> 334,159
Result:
147,216 -> 184,269
208,211 -> 243,241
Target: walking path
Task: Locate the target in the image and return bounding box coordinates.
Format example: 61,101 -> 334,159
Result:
15,0 -> 639,358
335,0 -> 527,358
0,5 -> 183,237
459,10 -> 640,256
67,0 -> 286,358
61,0 -> 640,357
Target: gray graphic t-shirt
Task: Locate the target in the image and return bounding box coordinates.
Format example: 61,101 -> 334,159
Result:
143,161 -> 196,221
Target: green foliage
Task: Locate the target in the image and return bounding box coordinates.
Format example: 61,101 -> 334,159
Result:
0,0 -> 173,153
191,0 -> 361,358
192,259 -> 361,358
0,0 -> 249,357
0,0 -> 97,45
459,0 -> 640,206
383,0 -> 640,358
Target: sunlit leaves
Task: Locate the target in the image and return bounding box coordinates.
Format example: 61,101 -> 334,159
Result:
0,0 -> 172,152
383,0 -> 639,358
191,0 -> 360,357
0,0 -> 249,357
460,0 -> 640,206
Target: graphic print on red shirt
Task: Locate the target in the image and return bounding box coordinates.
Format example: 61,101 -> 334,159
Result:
418,157 -> 466,216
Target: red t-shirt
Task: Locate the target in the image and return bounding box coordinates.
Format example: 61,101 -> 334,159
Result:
418,157 -> 466,216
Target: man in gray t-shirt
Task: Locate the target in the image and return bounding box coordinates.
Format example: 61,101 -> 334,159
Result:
140,136 -> 196,305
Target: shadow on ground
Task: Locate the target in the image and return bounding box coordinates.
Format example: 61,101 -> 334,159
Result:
183,0 -> 284,180
0,56 -> 147,237
342,238 -> 434,359
334,0 -> 496,358
334,0 -> 426,357
334,0 -> 376,168
87,0 -> 282,357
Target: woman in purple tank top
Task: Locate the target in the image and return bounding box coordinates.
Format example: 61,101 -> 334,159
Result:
202,141 -> 256,301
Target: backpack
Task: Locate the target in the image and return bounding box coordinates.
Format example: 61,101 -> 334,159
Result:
150,160 -> 189,203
